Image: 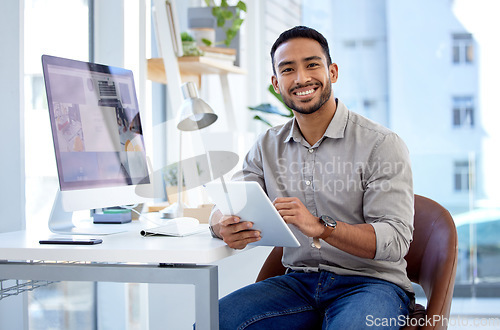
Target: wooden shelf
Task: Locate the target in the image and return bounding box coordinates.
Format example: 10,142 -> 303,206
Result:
147,56 -> 246,85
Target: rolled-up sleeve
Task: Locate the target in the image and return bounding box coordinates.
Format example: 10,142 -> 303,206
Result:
363,133 -> 414,261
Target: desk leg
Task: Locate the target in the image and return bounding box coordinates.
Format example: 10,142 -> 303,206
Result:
147,265 -> 219,330
193,265 -> 218,330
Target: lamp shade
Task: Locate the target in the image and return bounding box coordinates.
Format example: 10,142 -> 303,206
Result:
177,82 -> 218,131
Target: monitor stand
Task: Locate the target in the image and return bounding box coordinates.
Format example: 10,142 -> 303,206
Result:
49,190 -> 127,235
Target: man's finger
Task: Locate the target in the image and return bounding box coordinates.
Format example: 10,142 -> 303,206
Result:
224,231 -> 261,249
220,215 -> 240,226
273,197 -> 297,204
278,210 -> 297,219
274,201 -> 298,211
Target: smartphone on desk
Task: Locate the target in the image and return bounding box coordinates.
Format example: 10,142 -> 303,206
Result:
39,238 -> 103,245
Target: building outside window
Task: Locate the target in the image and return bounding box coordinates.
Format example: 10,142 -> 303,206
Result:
454,160 -> 471,192
453,96 -> 474,128
303,0 -> 499,304
452,33 -> 474,64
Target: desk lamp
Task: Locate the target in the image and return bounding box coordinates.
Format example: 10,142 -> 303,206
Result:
160,81 -> 218,218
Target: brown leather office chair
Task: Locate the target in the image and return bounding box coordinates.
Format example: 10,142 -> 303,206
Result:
256,195 -> 458,330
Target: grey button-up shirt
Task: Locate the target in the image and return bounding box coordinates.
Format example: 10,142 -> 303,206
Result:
233,99 -> 414,292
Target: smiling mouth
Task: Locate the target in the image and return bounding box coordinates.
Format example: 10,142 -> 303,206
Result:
296,89 -> 315,96
292,85 -> 319,98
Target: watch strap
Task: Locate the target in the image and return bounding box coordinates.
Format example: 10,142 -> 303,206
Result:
318,225 -> 334,240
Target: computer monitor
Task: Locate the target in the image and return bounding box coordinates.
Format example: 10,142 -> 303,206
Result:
42,55 -> 153,235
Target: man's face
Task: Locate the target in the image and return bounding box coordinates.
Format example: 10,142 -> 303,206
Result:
271,38 -> 338,115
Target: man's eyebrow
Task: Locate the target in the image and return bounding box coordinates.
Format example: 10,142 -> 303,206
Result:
277,60 -> 294,69
304,56 -> 323,62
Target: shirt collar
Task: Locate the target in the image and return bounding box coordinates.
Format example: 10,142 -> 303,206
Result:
282,98 -> 348,144
283,118 -> 302,143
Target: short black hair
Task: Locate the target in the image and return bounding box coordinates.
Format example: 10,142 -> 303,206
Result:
270,26 -> 332,75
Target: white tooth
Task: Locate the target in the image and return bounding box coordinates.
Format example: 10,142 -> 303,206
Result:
297,89 -> 314,96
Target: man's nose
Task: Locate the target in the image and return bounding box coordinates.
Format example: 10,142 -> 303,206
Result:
295,67 -> 312,85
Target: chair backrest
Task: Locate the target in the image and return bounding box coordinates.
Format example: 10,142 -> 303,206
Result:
405,195 -> 458,329
256,195 -> 458,330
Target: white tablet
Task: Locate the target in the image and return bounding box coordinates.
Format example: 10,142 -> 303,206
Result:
204,181 -> 300,247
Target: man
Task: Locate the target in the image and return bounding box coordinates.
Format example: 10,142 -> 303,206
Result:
210,26 -> 414,329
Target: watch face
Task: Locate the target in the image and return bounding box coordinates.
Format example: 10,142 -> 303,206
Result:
320,215 -> 336,227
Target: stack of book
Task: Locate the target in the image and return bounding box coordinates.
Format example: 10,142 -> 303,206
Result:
92,208 -> 132,224
199,46 -> 237,66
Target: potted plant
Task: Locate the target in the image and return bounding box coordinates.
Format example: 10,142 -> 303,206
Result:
248,84 -> 294,127
204,0 -> 246,47
181,31 -> 204,56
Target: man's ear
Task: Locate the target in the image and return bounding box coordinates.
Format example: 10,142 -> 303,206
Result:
271,76 -> 280,94
329,63 -> 339,83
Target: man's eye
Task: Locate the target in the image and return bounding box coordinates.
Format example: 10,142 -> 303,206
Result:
281,68 -> 292,73
308,63 -> 319,68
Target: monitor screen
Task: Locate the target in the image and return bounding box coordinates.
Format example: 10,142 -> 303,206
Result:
42,55 -> 152,223
42,55 -> 149,191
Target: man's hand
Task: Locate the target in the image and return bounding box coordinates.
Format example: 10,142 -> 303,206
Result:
218,215 -> 261,249
274,197 -> 324,237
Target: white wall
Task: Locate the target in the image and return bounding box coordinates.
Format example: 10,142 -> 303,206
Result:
0,0 -> 25,234
0,1 -> 28,329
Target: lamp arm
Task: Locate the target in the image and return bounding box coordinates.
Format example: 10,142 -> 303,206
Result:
177,131 -> 184,213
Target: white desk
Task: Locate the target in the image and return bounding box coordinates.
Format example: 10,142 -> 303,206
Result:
0,220 -> 242,329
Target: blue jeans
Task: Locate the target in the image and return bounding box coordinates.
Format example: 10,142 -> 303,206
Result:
219,270 -> 411,329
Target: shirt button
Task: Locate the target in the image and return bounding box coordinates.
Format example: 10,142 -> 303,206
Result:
305,180 -> 311,186
311,242 -> 317,248
308,148 -> 314,153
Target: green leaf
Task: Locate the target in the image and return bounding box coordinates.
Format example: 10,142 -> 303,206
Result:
237,1 -> 247,12
181,31 -> 194,42
253,115 -> 273,127
227,28 -> 237,38
267,85 -> 293,116
201,38 -> 212,46
248,103 -> 290,116
221,0 -> 229,8
233,18 -> 244,30
212,6 -> 221,17
222,10 -> 233,20
224,28 -> 237,46
216,16 -> 225,27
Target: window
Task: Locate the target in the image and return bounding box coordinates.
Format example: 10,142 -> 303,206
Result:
452,96 -> 474,128
363,99 -> 377,110
452,33 -> 474,64
29,75 -> 47,110
454,160 -> 470,192
304,1 -> 500,303
24,1 -> 94,329
343,40 -> 357,48
361,39 -> 376,48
